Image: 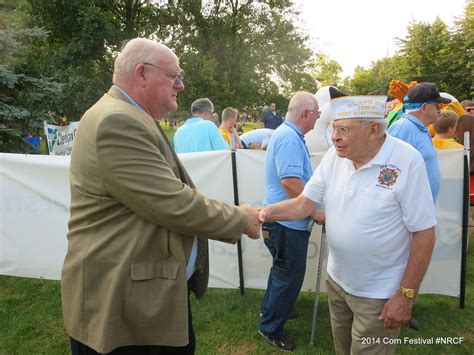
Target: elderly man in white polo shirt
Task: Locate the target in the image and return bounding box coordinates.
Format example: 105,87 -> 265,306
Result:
258,95 -> 436,355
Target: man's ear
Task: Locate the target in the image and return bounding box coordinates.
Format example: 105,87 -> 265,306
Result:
370,122 -> 380,137
134,63 -> 147,87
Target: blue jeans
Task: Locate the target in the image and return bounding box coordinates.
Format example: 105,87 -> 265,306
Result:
259,222 -> 310,337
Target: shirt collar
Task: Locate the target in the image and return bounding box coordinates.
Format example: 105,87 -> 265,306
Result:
403,112 -> 428,132
284,120 -> 304,138
365,134 -> 396,167
187,116 -> 204,122
114,85 -> 146,114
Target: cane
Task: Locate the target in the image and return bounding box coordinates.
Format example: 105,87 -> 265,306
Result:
309,223 -> 326,346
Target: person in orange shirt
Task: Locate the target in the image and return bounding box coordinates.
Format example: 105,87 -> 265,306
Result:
432,110 -> 463,149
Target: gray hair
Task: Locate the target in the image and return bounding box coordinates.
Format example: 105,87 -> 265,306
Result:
286,91 -> 317,122
191,98 -> 214,115
371,119 -> 388,137
113,38 -> 159,83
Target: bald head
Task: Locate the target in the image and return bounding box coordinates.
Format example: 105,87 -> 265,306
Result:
286,91 -> 318,122
113,38 -> 177,84
110,38 -> 184,119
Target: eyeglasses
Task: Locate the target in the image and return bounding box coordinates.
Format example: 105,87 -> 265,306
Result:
143,62 -> 183,86
330,121 -> 372,136
467,107 -> 474,113
424,102 -> 442,110
306,109 -> 321,119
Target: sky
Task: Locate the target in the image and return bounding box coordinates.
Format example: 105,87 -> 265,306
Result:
293,0 -> 470,78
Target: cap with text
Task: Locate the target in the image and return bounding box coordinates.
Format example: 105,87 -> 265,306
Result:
328,95 -> 387,121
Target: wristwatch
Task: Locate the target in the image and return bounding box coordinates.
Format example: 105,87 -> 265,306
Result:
399,286 -> 416,299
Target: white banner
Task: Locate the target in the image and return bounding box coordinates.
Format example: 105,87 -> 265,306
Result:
0,149 -> 465,297
43,121 -> 80,156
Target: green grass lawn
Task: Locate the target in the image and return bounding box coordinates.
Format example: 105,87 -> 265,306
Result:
1,235 -> 473,354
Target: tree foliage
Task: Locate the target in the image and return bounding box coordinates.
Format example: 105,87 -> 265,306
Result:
310,53 -> 342,88
342,4 -> 473,100
0,1 -> 64,132
14,0 -> 317,122
153,0 -> 317,115
2,0 -> 473,134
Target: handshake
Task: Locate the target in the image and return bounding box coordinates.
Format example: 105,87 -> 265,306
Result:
240,204 -> 325,240
240,204 -> 265,240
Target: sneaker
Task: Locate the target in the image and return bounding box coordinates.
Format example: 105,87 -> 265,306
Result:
258,329 -> 295,352
408,316 -> 422,331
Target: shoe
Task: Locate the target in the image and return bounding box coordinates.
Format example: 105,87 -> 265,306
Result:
408,316 -> 422,331
258,329 -> 295,352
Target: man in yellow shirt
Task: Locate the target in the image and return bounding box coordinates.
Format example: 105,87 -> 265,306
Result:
219,107 -> 242,149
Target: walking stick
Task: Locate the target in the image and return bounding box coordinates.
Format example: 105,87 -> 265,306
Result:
310,224 -> 326,346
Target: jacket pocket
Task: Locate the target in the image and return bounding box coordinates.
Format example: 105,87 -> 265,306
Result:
131,260 -> 179,281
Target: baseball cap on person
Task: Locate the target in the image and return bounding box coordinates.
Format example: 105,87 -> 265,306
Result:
403,83 -> 452,104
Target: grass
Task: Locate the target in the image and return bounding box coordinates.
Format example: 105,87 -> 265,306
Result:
1,234 -> 473,354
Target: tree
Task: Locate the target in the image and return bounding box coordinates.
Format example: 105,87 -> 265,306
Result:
396,18 -> 452,87
15,0 -> 317,122
310,52 -> 342,88
154,0 -> 317,115
444,4 -> 474,100
346,66 -> 374,95
343,3 -> 473,100
0,1 -> 63,133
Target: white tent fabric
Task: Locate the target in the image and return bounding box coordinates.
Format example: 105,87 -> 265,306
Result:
0,149 -> 464,296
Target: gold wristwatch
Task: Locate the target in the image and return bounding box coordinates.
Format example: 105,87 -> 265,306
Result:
399,286 -> 416,299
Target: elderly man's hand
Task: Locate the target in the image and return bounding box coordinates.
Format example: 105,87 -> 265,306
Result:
310,210 -> 325,225
258,208 -> 269,223
379,292 -> 414,329
241,204 -> 261,239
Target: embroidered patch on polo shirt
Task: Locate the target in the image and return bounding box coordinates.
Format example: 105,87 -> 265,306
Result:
377,167 -> 399,187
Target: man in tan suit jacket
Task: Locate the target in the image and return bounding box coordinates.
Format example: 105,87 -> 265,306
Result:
61,38 -> 261,354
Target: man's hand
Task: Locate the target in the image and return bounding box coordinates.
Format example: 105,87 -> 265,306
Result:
258,208 -> 269,223
379,292 -> 413,329
310,210 -> 325,225
241,204 -> 261,239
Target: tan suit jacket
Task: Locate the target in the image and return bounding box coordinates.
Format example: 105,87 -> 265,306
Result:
61,86 -> 247,353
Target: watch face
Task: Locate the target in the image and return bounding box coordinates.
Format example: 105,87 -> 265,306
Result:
405,289 -> 415,298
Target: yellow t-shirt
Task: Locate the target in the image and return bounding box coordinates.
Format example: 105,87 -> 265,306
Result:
432,138 -> 463,149
218,128 -> 232,146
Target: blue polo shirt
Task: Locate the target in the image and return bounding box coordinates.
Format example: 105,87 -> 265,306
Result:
264,120 -> 313,230
173,117 -> 228,153
388,113 -> 440,202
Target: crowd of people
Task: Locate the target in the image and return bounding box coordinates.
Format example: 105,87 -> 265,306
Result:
172,99 -> 282,151
61,38 -> 473,355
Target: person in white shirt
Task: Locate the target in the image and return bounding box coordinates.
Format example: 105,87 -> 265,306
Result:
259,95 -> 436,355
239,128 -> 274,150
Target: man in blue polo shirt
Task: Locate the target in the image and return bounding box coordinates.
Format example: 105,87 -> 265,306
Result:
173,98 -> 228,153
258,91 -> 324,352
387,82 -> 451,331
388,82 -> 451,203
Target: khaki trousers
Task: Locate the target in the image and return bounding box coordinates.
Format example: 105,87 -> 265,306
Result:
326,276 -> 400,355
